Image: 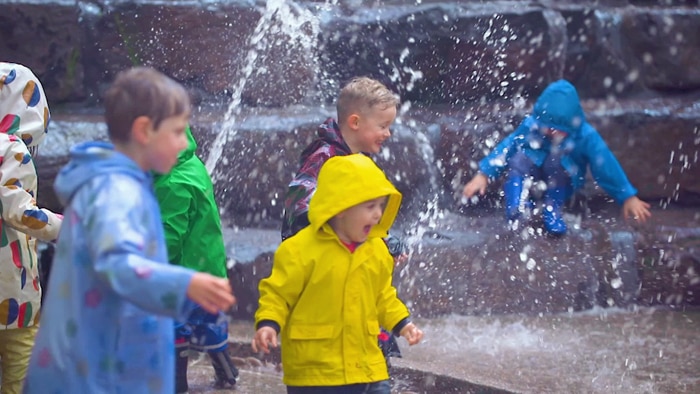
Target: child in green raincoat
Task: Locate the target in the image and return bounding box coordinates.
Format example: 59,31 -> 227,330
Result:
153,125 -> 239,392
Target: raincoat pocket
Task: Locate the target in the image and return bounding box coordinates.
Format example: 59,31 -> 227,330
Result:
366,321 -> 380,336
289,324 -> 335,339
286,324 -> 336,369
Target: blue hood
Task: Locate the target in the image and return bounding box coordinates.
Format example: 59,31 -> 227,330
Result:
55,141 -> 149,206
532,79 -> 586,137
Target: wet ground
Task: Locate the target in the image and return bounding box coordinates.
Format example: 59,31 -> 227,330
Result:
185,307 -> 699,394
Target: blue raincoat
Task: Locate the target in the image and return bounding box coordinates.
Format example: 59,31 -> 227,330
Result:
25,142 -> 197,394
478,79 -> 637,204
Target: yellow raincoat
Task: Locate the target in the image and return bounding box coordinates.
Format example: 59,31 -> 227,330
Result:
256,154 -> 410,387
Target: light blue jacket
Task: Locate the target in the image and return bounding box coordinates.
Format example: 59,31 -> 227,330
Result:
25,142 -> 196,394
478,80 -> 637,204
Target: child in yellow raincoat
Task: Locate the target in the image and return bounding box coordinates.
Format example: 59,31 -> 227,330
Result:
253,154 -> 423,394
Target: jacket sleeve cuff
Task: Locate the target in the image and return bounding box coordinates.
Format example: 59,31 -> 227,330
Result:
392,317 -> 411,337
256,320 -> 281,334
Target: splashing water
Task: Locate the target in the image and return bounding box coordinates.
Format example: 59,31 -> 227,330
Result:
205,0 -> 321,179
398,14 -> 524,270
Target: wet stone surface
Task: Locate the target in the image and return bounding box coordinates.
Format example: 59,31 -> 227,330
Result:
187,310 -> 699,393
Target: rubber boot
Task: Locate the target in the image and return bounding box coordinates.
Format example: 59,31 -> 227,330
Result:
209,349 -> 239,388
543,187 -> 567,235
504,174 -> 524,221
175,341 -> 190,394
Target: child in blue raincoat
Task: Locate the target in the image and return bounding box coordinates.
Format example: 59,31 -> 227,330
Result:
462,79 -> 651,235
23,67 -> 235,394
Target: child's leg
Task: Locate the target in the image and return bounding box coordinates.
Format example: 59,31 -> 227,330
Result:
188,308 -> 238,387
0,326 -> 37,394
363,380 -> 391,394
542,154 -> 572,235
208,350 -> 238,387
505,151 -> 539,220
542,153 -> 570,191
174,323 -> 192,394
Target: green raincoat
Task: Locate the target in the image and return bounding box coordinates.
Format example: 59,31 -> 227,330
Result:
153,126 -> 227,278
256,154 -> 411,387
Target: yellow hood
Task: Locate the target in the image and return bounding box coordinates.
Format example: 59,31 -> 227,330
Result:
308,154 -> 401,239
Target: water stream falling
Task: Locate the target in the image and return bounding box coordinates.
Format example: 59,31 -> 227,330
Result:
188,1 -> 700,392
204,0 -> 321,178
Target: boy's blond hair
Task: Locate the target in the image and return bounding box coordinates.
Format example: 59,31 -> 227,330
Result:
336,77 -> 398,123
103,67 -> 190,143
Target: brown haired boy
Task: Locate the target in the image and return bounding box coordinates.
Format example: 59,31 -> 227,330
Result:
24,67 -> 235,393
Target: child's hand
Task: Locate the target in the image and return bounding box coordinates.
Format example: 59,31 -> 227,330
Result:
187,273 -> 235,315
462,173 -> 488,199
394,253 -> 408,267
252,326 -> 278,354
400,322 -> 423,345
622,196 -> 651,223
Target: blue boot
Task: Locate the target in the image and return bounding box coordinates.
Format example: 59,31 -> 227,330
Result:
504,174 -> 524,221
543,187 -> 567,235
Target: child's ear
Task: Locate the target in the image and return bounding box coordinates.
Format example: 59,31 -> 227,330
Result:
131,116 -> 152,144
347,114 -> 360,131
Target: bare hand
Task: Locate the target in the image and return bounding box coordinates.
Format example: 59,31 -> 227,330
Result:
187,273 -> 235,314
400,322 -> 424,346
394,253 -> 408,267
462,173 -> 488,199
252,326 -> 278,353
622,196 -> 651,223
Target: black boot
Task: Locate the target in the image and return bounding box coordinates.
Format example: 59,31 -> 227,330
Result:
175,342 -> 190,394
209,349 -> 239,388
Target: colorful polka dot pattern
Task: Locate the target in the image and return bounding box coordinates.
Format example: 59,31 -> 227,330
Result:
0,63 -> 60,330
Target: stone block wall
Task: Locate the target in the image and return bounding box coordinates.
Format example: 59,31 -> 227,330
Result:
1,0 -> 699,219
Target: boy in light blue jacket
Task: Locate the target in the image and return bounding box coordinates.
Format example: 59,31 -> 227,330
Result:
463,79 -> 651,235
24,67 -> 235,394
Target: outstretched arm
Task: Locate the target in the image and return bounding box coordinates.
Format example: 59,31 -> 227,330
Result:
81,175 -> 232,320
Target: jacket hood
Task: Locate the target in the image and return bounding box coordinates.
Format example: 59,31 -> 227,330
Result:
55,141 -> 149,206
308,154 -> 401,239
0,62 -> 50,150
532,79 -> 586,136
299,118 -> 351,164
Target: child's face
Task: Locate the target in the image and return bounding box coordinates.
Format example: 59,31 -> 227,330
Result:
333,196 -> 387,244
540,126 -> 568,142
349,105 -> 396,154
146,113 -> 190,174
